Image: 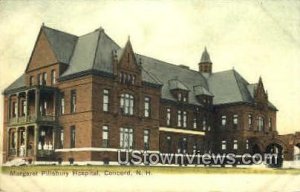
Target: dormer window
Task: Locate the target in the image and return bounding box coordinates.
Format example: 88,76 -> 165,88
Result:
178,93 -> 182,101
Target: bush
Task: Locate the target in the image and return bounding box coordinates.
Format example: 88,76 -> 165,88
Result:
57,158 -> 63,165
68,157 -> 74,165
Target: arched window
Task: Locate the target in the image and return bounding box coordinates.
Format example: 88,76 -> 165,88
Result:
120,93 -> 134,115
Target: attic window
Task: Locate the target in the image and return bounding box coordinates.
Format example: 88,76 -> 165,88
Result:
178,93 -> 182,101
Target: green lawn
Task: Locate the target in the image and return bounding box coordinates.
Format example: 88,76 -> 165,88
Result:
1,165 -> 300,175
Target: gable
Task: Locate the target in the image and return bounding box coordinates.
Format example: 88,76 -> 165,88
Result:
26,30 -> 58,72
118,40 -> 140,72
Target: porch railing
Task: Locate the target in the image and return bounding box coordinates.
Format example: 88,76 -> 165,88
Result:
9,115 -> 56,125
37,150 -> 54,157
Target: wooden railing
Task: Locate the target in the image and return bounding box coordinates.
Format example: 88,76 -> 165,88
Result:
9,115 -> 56,125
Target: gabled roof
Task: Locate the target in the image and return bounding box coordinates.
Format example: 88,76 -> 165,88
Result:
168,79 -> 189,91
193,85 -> 214,96
3,25 -> 277,110
139,54 -> 208,106
207,69 -> 253,105
3,74 -> 25,94
43,26 -> 78,64
61,28 -> 120,77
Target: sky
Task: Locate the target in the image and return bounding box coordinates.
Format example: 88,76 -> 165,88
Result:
0,0 -> 299,135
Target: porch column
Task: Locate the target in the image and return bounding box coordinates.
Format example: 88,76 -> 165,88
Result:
6,128 -> 11,157
24,126 -> 28,156
35,89 -> 40,120
8,95 -> 11,121
34,124 -> 39,157
52,126 -> 56,150
16,93 -> 20,121
15,127 -> 19,156
25,91 -> 29,121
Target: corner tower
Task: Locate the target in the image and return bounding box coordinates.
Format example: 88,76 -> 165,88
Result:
199,47 -> 212,73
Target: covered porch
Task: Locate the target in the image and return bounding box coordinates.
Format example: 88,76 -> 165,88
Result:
7,125 -> 57,160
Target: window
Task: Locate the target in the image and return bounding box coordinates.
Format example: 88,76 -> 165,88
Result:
71,90 -> 76,113
40,101 -> 47,116
51,70 -> 56,85
183,95 -> 187,102
21,100 -> 27,116
177,110 -> 182,127
144,130 -> 150,150
42,72 -> 47,85
119,72 -> 135,85
221,115 -> 227,127
233,114 -> 238,125
166,136 -> 172,153
60,128 -> 64,148
202,117 -> 207,131
144,97 -> 151,117
103,89 -> 109,112
38,73 -> 42,85
177,93 -> 182,101
70,126 -> 76,148
183,111 -> 187,128
120,93 -> 134,115
221,140 -> 226,150
193,118 -> 197,129
258,116 -> 264,131
233,140 -> 238,150
178,137 -> 187,153
120,128 -> 133,149
268,118 -> 272,131
12,102 -> 17,117
233,114 -> 238,129
60,92 -> 65,115
248,114 -> 252,129
102,125 -> 109,148
29,76 -> 33,86
166,108 -> 171,126
246,140 -> 249,150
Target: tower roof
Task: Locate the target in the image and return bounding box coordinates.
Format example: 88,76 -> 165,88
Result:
200,47 -> 212,64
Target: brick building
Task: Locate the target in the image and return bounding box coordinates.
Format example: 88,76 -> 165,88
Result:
2,25 -> 299,164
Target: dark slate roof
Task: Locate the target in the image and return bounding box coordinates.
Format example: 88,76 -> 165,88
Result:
3,26 -> 277,110
207,70 -> 253,104
61,28 -> 120,76
43,26 -> 78,64
4,74 -> 26,94
193,85 -> 214,96
200,47 -> 212,64
139,54 -> 208,106
168,79 -> 189,91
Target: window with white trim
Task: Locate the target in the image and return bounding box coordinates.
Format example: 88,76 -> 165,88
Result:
221,115 -> 227,127
102,125 -> 109,147
221,140 -> 226,150
120,93 -> 134,115
177,110 -> 182,127
103,89 -> 109,112
166,108 -> 171,126
258,116 -> 264,131
233,140 -> 238,150
144,97 -> 151,117
120,127 -> 133,149
193,118 -> 197,129
143,129 -> 150,150
183,111 -> 187,128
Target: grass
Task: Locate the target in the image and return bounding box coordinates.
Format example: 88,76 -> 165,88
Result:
1,165 -> 300,175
